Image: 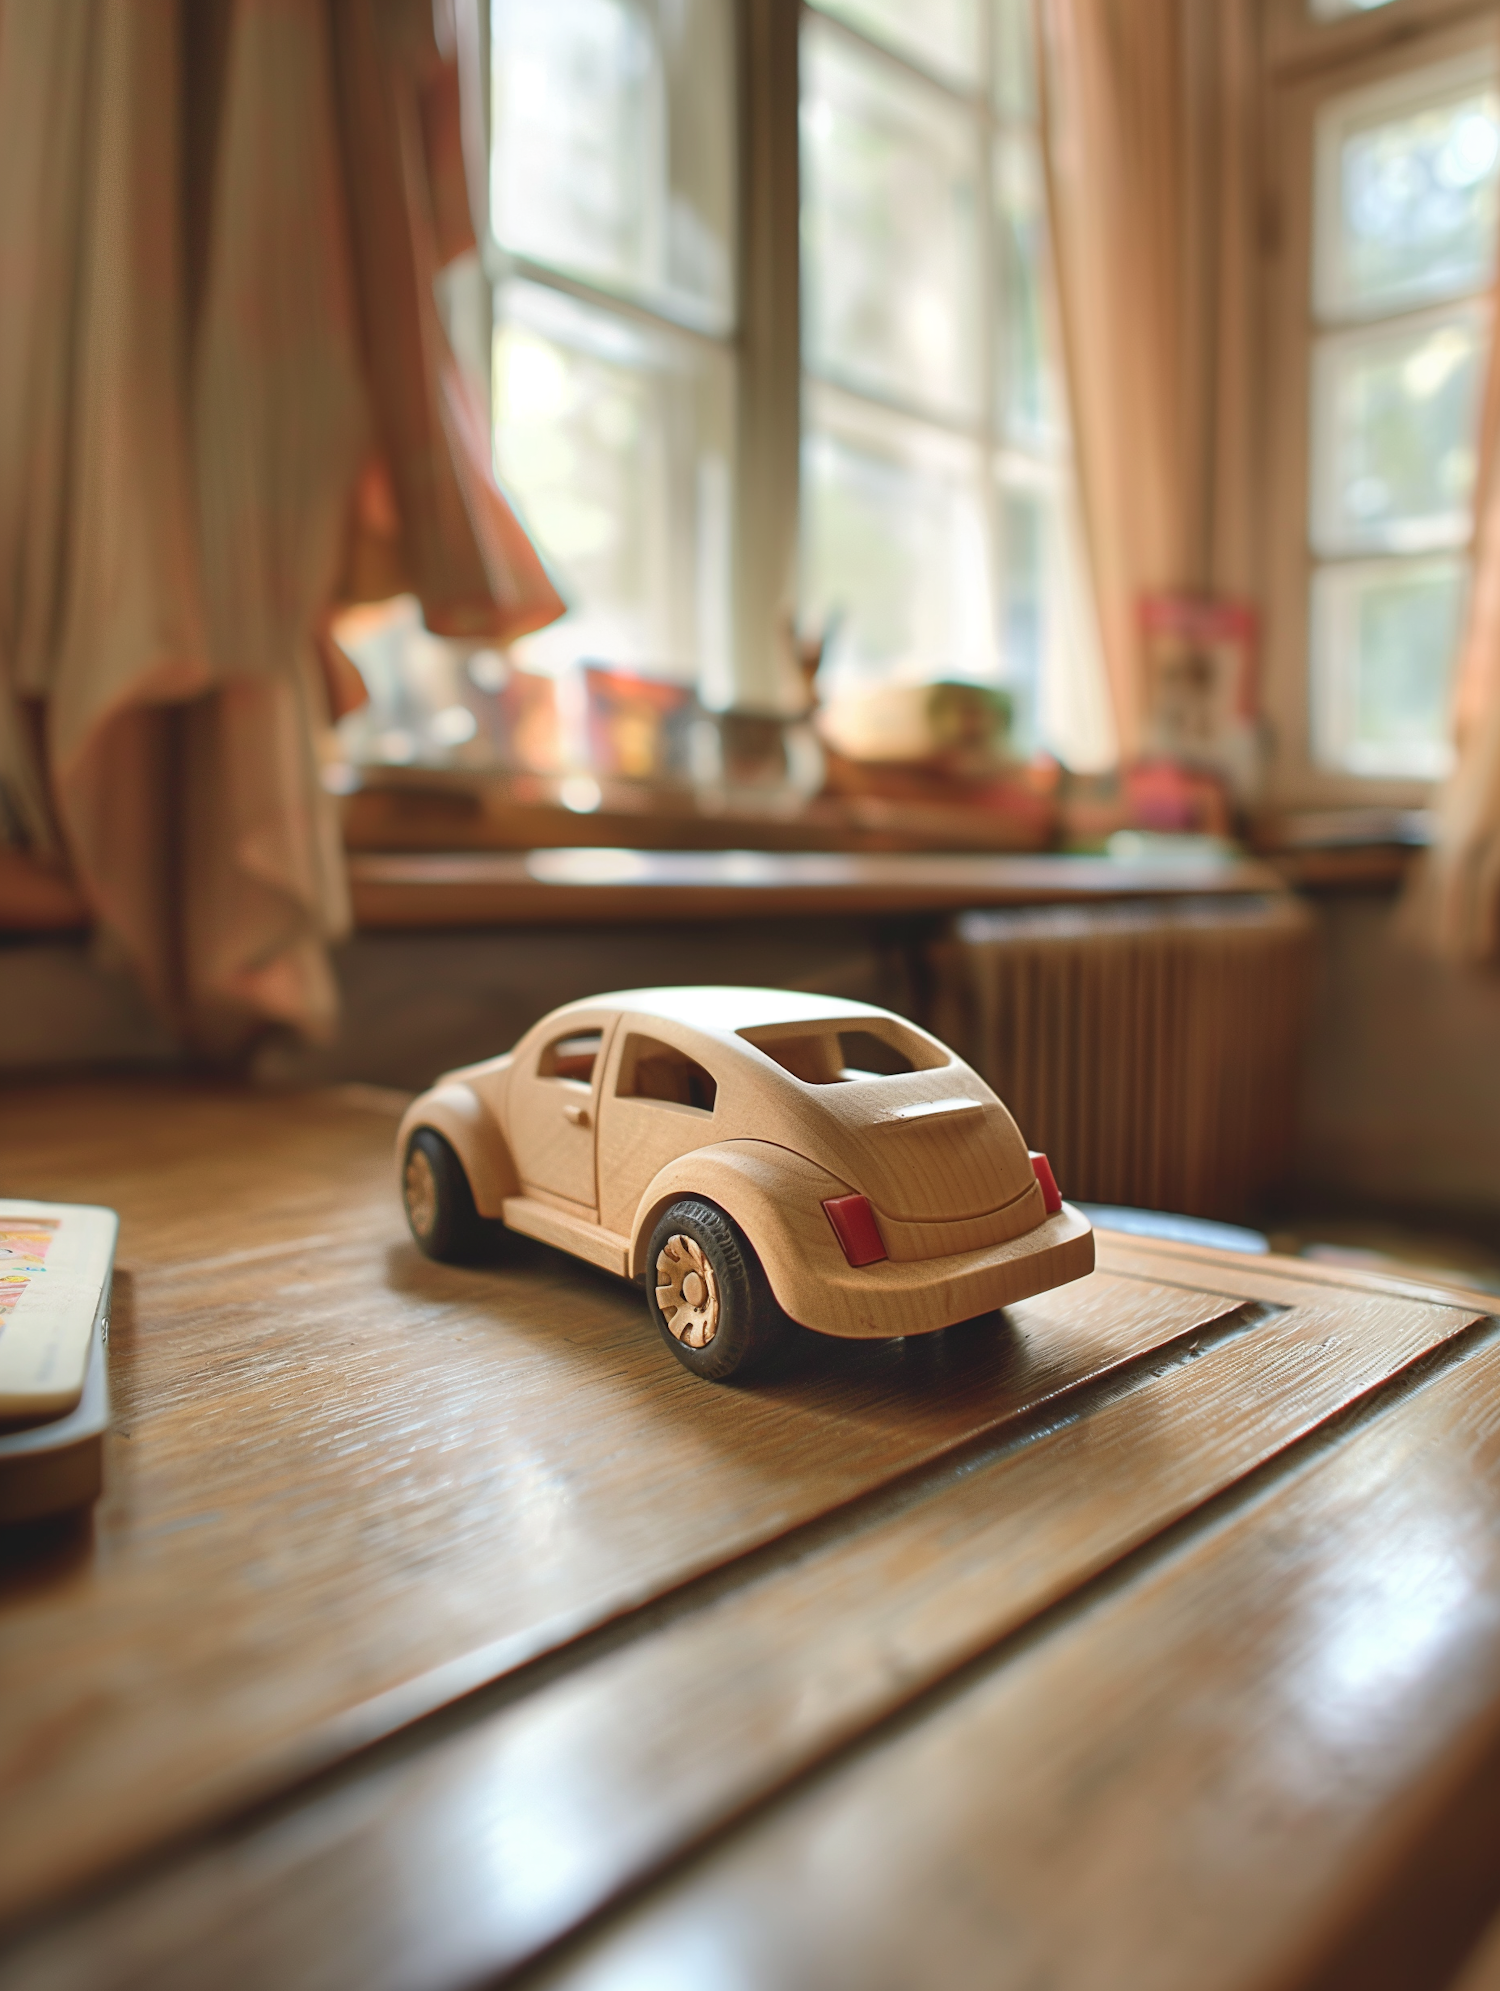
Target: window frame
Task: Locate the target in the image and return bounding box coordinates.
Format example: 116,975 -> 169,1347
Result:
475,0 -> 755,706
1261,0 -> 1500,809
795,1 -> 1070,750
473,0 -> 1069,737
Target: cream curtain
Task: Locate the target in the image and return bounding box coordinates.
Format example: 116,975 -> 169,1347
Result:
0,0 -> 562,1052
1036,0 -> 1259,760
1404,314 -> 1500,963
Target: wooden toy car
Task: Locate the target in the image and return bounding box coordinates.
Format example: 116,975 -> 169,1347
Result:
398,988 -> 1094,1380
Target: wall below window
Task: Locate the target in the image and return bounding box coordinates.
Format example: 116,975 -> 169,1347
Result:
0,922 -> 911,1091
1293,884 -> 1500,1229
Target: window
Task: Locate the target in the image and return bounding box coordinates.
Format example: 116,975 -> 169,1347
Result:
740,1019 -> 945,1082
491,0 -> 738,699
338,2 -> 1084,784
538,1030 -> 603,1082
837,1028 -> 922,1076
1309,48 -> 1499,778
617,1035 -> 718,1111
1266,5 -> 1500,802
799,0 -> 1073,755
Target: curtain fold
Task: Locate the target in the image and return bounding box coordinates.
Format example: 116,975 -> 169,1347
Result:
182,0 -> 369,1049
1403,301 -> 1500,963
0,3 -> 98,855
0,0 -> 565,1051
18,0 -> 211,1024
1036,0 -> 1259,760
329,0 -> 565,641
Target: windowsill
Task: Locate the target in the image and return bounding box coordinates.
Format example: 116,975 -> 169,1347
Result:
346,847 -> 1287,928
1250,806 -> 1431,890
336,766 -> 1061,858
0,799 -> 1420,938
0,851 -> 91,935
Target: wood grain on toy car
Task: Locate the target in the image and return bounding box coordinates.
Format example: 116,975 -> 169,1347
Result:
397,1081 -> 518,1212
595,1018 -> 726,1239
626,1140 -> 1095,1338
399,989 -> 1092,1344
505,1012 -> 617,1211
735,1055 -> 1037,1226
501,1197 -> 629,1277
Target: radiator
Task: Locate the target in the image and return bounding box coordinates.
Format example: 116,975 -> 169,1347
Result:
927,894 -> 1316,1221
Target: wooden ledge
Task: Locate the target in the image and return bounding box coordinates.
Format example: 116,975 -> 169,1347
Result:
348,848 -> 1288,929
0,850 -> 91,933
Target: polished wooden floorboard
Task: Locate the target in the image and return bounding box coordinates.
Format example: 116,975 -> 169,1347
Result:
528,1333 -> 1500,1991
0,1081 -> 1495,1990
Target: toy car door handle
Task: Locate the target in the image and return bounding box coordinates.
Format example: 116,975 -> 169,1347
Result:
563,1103 -> 591,1127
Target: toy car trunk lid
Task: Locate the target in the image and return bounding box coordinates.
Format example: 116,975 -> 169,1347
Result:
733,1031 -> 1036,1229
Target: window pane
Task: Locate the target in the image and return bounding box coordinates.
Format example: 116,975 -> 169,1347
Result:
809,0 -> 981,88
801,20 -> 983,420
491,0 -> 736,335
494,280 -> 734,688
1316,56 -> 1500,320
801,386 -> 995,685
1311,556 -> 1464,777
993,0 -> 1037,119
995,133 -> 1061,446
334,598 -> 484,769
1311,304 -> 1487,555
998,484 -> 1045,753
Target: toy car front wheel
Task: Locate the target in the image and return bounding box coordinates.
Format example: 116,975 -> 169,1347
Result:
646,1198 -> 786,1382
402,1129 -> 497,1263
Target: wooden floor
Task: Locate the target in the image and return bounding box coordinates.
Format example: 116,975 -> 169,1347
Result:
1,1079 -> 1498,1990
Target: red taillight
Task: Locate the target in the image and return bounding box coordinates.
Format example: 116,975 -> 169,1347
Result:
822,1194 -> 887,1266
1030,1151 -> 1062,1215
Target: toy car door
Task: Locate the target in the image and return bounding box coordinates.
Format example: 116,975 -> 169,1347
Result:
594,1021 -> 722,1237
506,1012 -> 616,1212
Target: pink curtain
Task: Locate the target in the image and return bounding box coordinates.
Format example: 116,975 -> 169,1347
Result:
1036,0 -> 1258,760
0,0 -> 563,1051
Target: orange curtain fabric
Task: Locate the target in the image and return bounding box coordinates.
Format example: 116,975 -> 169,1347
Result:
0,0 -> 563,1051
1036,0 -> 1258,760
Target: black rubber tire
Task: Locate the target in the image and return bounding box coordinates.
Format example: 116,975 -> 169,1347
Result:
402,1128 -> 498,1263
645,1198 -> 787,1382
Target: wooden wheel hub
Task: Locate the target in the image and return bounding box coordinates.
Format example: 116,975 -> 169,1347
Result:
404,1148 -> 438,1239
655,1234 -> 720,1349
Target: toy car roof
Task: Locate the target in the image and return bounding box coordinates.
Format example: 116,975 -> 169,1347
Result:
538,986 -> 900,1037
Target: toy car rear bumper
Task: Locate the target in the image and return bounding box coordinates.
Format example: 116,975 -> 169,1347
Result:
782,1202 -> 1096,1339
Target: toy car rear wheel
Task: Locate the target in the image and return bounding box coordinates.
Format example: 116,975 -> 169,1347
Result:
403,1129 -> 498,1263
646,1198 -> 786,1382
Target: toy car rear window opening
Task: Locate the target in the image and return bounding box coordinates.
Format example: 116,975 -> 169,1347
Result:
740,1023 -> 947,1084
539,1030 -> 603,1083
618,1035 -> 718,1113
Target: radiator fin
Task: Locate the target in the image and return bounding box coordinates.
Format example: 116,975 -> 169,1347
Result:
930,895 -> 1315,1220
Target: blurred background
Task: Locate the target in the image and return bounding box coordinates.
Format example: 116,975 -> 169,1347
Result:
5,0 -> 1500,1289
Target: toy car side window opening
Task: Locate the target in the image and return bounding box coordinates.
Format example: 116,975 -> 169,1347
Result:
739,1022 -> 946,1084
617,1035 -> 718,1113
538,1030 -> 603,1084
